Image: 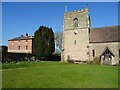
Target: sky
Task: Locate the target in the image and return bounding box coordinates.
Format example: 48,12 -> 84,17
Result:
2,2 -> 118,46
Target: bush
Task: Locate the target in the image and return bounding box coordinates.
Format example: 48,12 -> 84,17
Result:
49,54 -> 61,61
89,61 -> 94,64
93,56 -> 101,64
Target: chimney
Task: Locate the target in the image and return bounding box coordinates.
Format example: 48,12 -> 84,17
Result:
26,33 -> 28,36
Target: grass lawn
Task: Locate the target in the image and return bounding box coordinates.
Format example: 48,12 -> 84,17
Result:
2,61 -> 118,88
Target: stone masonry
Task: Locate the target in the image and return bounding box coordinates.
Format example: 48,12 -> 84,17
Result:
61,8 -> 120,65
61,8 -> 90,62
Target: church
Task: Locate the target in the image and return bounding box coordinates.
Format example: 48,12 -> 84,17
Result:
61,8 -> 120,65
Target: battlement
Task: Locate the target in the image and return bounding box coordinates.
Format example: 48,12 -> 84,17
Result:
64,8 -> 88,16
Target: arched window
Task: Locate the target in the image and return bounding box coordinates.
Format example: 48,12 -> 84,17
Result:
119,49 -> 120,58
73,18 -> 78,28
93,49 -> 95,57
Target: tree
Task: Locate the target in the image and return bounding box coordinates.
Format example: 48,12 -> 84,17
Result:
1,46 -> 8,63
34,26 -> 55,60
54,32 -> 62,51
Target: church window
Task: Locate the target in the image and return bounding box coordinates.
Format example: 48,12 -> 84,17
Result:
73,18 -> 78,28
87,52 -> 89,55
89,28 -> 90,34
119,49 -> 120,58
93,49 -> 95,57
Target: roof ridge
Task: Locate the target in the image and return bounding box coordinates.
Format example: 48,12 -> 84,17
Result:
91,25 -> 119,29
8,35 -> 33,41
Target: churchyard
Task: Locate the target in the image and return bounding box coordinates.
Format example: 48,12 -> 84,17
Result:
2,61 -> 118,88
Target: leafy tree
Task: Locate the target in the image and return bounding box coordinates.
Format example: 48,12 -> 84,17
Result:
54,32 -> 62,51
1,46 -> 8,63
34,26 -> 55,60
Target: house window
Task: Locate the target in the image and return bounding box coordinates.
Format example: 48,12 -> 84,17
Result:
12,41 -> 14,46
12,46 -> 14,50
12,41 -> 14,50
119,49 -> 120,58
26,45 -> 28,50
93,49 -> 95,57
18,46 -> 20,50
25,40 -> 28,45
18,40 -> 20,45
74,40 -> 76,45
73,18 -> 78,28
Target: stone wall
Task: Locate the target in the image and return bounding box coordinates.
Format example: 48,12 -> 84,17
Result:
89,42 -> 120,65
62,8 -> 90,61
61,8 -> 120,65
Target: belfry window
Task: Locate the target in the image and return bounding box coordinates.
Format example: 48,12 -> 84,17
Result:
73,18 -> 78,28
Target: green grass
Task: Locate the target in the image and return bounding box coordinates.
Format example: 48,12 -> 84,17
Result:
2,61 -> 118,88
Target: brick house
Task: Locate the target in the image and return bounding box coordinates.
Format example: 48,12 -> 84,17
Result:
8,33 -> 33,53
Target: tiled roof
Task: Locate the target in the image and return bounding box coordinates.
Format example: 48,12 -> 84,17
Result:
8,36 -> 33,41
89,26 -> 120,43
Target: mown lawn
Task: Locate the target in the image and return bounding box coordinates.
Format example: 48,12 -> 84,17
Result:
2,61 -> 118,88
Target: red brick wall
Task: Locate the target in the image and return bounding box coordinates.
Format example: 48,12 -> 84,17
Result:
8,39 -> 33,53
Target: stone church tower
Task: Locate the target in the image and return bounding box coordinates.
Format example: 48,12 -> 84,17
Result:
61,8 -> 90,62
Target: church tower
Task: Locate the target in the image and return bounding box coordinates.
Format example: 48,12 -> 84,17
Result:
61,8 -> 90,62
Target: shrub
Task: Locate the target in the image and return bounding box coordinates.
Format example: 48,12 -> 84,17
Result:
89,61 -> 94,64
93,56 -> 101,64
